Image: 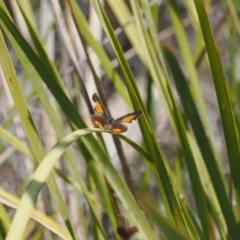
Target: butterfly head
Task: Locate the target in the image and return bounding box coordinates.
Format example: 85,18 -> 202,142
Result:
107,117 -> 115,124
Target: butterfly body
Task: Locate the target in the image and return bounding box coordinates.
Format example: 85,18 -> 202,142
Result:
90,93 -> 142,133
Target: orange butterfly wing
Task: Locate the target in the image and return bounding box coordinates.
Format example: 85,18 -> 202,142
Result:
114,111 -> 143,123
92,93 -> 109,119
90,114 -> 107,128
111,123 -> 128,133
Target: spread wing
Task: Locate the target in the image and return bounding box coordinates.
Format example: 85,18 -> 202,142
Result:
91,114 -> 127,133
92,93 -> 109,119
90,114 -> 107,128
111,123 -> 128,133
114,111 -> 143,123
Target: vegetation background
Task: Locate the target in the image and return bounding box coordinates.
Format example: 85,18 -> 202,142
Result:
0,0 -> 240,239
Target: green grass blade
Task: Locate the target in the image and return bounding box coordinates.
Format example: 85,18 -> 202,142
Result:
0,203 -> 10,239
0,126 -> 34,158
166,0 -> 209,126
140,196 -> 189,240
164,45 -> 240,238
193,0 -> 240,221
105,0 -> 146,64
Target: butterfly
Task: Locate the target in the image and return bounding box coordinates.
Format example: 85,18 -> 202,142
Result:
90,93 -> 143,133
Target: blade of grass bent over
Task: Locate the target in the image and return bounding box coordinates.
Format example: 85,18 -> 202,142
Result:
6,129 -> 94,240
6,129 -> 157,240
